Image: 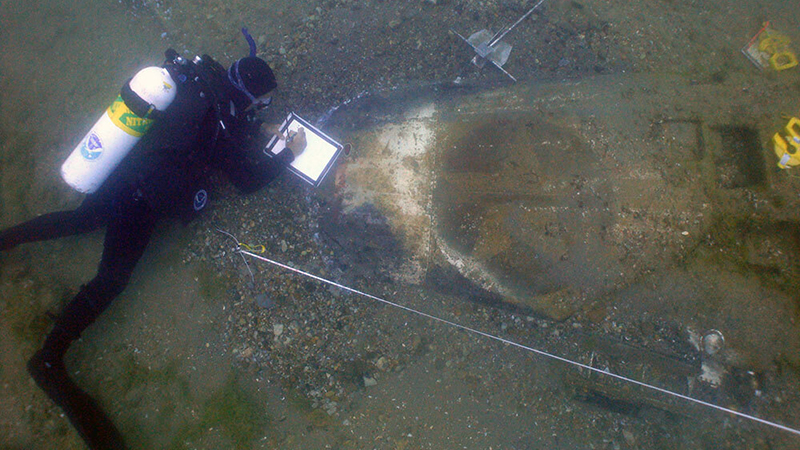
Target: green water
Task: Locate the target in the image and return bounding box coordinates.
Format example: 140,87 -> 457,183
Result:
2,0 -> 800,449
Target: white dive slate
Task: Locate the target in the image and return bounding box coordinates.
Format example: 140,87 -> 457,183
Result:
264,112 -> 343,187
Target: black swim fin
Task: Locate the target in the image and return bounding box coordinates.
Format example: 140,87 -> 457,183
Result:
28,350 -> 128,450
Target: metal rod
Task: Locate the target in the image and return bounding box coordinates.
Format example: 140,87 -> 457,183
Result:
490,0 -> 549,46
239,249 -> 800,438
493,61 -> 518,81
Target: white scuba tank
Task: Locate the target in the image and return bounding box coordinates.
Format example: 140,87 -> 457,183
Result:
60,66 -> 177,193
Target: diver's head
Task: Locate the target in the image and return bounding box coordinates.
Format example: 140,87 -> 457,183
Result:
228,56 -> 276,109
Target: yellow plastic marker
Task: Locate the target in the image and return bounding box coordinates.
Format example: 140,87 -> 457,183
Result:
239,244 -> 266,253
743,23 -> 798,71
769,51 -> 798,71
774,117 -> 800,168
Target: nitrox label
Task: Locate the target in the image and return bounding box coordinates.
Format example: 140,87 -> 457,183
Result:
106,95 -> 154,137
80,132 -> 104,160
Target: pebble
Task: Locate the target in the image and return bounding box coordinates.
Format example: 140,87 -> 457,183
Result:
411,335 -> 422,351
274,323 -> 285,337
702,331 -> 724,355
255,293 -> 275,309
623,430 -> 636,446
325,402 -> 338,415
363,376 -> 377,387
376,356 -> 389,371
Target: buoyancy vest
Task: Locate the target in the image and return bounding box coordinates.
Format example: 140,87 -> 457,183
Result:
96,50 -> 238,221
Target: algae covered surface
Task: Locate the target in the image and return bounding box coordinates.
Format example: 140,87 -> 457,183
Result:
2,0 -> 800,448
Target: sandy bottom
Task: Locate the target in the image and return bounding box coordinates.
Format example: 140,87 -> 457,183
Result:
2,0 -> 800,449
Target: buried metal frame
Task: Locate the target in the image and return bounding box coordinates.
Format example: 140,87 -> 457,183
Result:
452,0 -> 549,81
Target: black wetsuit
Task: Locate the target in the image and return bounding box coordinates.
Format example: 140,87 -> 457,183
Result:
0,52 -> 294,449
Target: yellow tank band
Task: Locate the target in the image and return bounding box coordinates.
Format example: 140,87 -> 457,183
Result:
106,95 -> 153,137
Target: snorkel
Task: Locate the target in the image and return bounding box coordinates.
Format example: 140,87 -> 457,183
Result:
228,28 -> 273,109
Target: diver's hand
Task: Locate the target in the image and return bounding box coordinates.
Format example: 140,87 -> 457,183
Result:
261,124 -> 307,157
261,123 -> 283,137
287,127 -> 307,157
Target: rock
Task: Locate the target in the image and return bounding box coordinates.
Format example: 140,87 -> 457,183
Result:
274,323 -> 285,337
376,356 -> 389,371
699,360 -> 724,388
411,335 -> 422,351
702,330 -> 724,355
325,401 -> 338,415
255,293 -> 276,309
363,376 -> 377,387
622,430 -> 635,446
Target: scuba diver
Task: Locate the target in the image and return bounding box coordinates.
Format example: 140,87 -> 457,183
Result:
0,30 -> 306,449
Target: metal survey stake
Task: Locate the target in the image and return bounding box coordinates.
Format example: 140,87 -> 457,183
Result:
452,0 -> 549,81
